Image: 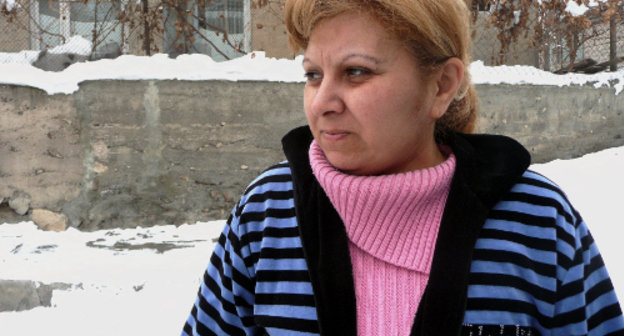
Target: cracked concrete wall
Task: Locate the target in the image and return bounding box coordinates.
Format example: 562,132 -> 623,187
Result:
42,80 -> 303,230
1,81 -> 623,230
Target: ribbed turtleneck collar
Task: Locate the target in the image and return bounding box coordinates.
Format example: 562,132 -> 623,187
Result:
309,140 -> 456,272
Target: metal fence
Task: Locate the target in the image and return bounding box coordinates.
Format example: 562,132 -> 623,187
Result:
470,6 -> 623,73
583,19 -> 624,67
0,0 -> 250,62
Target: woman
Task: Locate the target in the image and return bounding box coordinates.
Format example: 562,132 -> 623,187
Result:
182,0 -> 624,335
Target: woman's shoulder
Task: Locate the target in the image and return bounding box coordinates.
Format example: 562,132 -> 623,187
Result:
242,161 -> 294,197
487,168 -> 585,251
230,161 -> 298,233
508,169 -> 581,223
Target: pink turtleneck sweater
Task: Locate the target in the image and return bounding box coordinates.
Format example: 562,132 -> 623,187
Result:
308,140 -> 456,336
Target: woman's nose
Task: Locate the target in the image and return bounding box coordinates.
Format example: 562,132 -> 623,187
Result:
308,76 -> 345,117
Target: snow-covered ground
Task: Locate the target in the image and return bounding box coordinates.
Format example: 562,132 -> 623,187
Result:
0,220 -> 224,335
0,145 -> 623,336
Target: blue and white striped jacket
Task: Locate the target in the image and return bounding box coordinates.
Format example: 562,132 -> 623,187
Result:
183,126 -> 624,336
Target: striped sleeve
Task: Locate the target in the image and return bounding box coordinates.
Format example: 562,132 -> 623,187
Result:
524,171 -> 624,335
182,209 -> 259,336
464,170 -> 624,336
553,207 -> 624,335
182,162 -> 320,336
181,164 -> 291,336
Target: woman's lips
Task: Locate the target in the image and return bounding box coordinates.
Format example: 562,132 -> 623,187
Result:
321,130 -> 350,141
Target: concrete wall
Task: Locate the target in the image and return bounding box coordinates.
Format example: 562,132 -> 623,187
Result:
1,81 -> 623,230
477,84 -> 624,158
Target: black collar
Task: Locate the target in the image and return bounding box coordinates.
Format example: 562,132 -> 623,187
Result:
282,126 -> 530,335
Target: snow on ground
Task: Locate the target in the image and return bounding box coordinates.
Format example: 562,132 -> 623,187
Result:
0,36 -> 624,95
48,36 -> 92,56
0,50 -> 40,65
0,145 -> 623,336
0,221 -> 225,335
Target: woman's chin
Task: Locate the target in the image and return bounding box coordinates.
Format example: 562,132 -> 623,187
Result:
326,155 -> 359,173
326,156 -> 377,176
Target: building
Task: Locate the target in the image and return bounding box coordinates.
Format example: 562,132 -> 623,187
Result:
0,0 -> 295,61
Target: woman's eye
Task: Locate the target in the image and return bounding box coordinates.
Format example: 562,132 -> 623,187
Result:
346,67 -> 371,77
304,71 -> 321,82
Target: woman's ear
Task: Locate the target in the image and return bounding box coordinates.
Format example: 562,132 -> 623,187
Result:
430,57 -> 464,119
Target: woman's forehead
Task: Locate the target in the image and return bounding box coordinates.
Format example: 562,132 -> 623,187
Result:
304,13 -> 407,63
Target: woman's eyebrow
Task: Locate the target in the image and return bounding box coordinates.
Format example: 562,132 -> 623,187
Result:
342,53 -> 382,64
302,54 -> 382,66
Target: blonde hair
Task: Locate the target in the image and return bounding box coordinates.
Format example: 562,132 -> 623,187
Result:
285,0 -> 478,135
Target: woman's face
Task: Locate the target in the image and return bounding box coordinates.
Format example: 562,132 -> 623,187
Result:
303,12 -> 445,176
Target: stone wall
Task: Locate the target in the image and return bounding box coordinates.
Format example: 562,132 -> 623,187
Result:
1,81 -> 623,230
